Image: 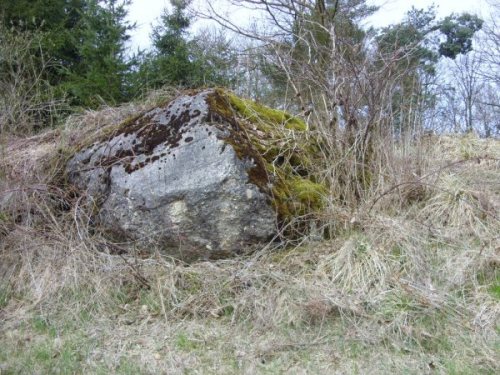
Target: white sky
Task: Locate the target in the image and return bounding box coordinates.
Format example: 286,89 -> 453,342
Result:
126,0 -> 493,51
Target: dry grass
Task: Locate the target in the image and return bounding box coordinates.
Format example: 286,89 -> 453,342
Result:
0,100 -> 499,374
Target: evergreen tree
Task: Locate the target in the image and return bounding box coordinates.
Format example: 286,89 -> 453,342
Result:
0,0 -> 86,84
439,14 -> 483,59
149,0 -> 193,86
134,0 -> 236,90
376,8 -> 483,133
0,23 -> 63,133
0,0 -> 134,108
63,0 -> 135,106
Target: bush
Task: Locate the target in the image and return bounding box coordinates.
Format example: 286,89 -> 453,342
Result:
0,24 -> 65,135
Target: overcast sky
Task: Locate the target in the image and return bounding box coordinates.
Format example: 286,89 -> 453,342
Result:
126,0 -> 493,51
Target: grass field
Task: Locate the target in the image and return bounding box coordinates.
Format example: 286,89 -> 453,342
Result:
0,104 -> 498,374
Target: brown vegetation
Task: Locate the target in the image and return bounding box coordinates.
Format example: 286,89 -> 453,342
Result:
0,91 -> 498,372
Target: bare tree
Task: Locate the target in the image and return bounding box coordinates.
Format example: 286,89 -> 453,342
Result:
475,84 -> 500,137
479,1 -> 500,86
436,2 -> 500,138
197,0 -> 438,204
451,51 -> 484,132
0,23 -> 64,135
475,1 -> 500,136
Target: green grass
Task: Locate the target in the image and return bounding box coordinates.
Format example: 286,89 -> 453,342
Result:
0,285 -> 12,308
32,315 -> 57,337
175,332 -> 199,351
489,283 -> 500,300
477,267 -> 500,300
0,315 -> 151,375
0,329 -> 88,374
486,270 -> 500,300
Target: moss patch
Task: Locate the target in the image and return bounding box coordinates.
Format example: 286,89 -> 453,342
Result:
206,89 -> 326,224
226,92 -> 307,131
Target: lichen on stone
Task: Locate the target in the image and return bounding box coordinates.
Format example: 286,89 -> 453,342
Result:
72,88 -> 327,237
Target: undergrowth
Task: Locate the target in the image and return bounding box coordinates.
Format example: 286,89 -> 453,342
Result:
0,94 -> 499,374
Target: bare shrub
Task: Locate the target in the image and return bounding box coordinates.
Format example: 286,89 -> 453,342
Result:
0,23 -> 65,135
0,112 -> 498,372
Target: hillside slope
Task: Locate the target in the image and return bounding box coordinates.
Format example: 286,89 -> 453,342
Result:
0,96 -> 499,374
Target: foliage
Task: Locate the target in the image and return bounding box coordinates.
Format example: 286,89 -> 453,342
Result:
261,0 -> 378,107
133,0 -> 237,91
375,7 -> 439,134
0,0 -> 86,73
0,23 -> 65,133
0,0 -> 491,138
376,8 -> 483,67
149,0 -> 193,86
0,0 -> 135,109
189,27 -> 238,88
439,13 -> 484,59
61,0 -> 135,107
377,7 -> 439,75
375,8 -> 484,134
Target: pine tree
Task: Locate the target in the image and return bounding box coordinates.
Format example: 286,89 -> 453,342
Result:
0,0 -> 134,108
133,0 -> 236,90
147,0 -> 194,87
62,0 -> 135,106
376,7 -> 483,133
